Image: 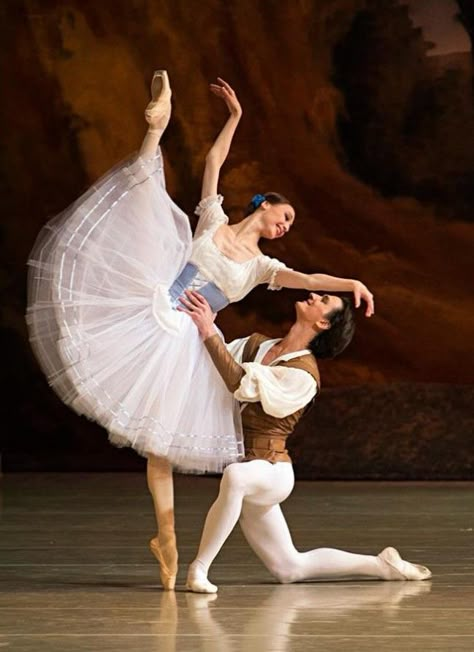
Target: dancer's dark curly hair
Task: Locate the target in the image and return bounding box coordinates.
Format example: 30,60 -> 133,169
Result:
309,297 -> 355,359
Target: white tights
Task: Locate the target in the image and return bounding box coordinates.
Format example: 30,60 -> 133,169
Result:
191,460 -> 389,583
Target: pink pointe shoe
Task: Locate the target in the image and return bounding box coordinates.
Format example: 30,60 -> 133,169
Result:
378,547 -> 432,581
149,537 -> 178,591
145,70 -> 172,133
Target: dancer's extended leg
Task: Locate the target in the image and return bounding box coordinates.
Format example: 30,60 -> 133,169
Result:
147,454 -> 178,590
239,502 -> 429,582
186,461 -> 293,593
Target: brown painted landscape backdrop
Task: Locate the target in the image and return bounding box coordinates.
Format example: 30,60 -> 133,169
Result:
1,0 -> 473,476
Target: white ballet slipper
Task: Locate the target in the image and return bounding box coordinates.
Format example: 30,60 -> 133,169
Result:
186,564 -> 218,594
186,576 -> 218,594
378,547 -> 432,581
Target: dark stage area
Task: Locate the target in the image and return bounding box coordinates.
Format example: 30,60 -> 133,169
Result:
0,474 -> 473,651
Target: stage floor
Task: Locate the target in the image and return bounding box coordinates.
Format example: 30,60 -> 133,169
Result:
0,474 -> 473,651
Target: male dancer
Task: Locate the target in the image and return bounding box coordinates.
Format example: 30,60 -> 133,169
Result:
179,290 -> 432,593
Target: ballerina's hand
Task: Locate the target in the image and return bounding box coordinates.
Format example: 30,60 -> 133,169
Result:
352,281 -> 375,317
209,78 -> 242,117
177,290 -> 217,338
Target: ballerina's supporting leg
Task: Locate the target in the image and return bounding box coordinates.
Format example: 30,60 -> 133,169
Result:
147,454 -> 178,590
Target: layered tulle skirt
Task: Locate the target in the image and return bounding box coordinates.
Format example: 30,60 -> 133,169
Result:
26,150 -> 243,473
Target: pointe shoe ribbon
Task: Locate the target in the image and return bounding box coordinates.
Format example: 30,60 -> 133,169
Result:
149,537 -> 178,591
378,547 -> 432,581
145,70 -> 172,133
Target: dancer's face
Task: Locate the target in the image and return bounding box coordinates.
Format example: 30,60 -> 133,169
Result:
296,293 -> 343,330
259,202 -> 295,239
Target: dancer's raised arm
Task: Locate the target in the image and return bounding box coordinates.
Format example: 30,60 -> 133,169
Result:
201,78 -> 242,199
274,269 -> 375,317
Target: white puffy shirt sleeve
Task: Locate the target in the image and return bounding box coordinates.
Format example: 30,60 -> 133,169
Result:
194,194 -> 228,237
257,256 -> 292,291
234,363 -> 317,418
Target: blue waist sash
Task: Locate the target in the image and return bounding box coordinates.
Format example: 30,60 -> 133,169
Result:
169,263 -> 230,313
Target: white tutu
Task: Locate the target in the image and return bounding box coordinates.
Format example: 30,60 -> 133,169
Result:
26,150 -> 244,473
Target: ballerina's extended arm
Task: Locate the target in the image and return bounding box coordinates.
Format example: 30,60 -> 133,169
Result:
201,78 -> 242,199
274,269 -> 375,317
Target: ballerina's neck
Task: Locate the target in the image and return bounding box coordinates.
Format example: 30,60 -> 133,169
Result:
213,222 -> 263,261
230,214 -> 266,240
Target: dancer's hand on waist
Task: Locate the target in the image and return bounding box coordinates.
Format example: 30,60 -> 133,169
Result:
178,290 -> 217,339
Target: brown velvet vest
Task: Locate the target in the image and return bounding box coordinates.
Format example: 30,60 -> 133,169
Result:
240,334 -> 320,463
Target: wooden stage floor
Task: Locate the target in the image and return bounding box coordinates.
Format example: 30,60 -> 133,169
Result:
0,474 -> 473,651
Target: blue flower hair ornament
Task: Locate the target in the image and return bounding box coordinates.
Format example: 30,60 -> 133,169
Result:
251,193 -> 266,209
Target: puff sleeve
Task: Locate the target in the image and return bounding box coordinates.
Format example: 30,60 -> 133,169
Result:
256,256 -> 291,290
194,195 -> 229,237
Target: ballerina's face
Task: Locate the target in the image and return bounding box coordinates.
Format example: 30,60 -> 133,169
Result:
259,202 -> 295,239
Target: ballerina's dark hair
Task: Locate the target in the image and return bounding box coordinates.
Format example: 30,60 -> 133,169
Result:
309,297 -> 355,359
244,192 -> 292,217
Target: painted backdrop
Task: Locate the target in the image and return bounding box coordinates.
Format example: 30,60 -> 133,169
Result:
2,0 -> 473,476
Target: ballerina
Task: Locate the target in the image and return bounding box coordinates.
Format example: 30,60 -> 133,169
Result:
26,72 -> 374,590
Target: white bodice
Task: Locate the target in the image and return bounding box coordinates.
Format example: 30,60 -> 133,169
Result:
189,195 -> 288,303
